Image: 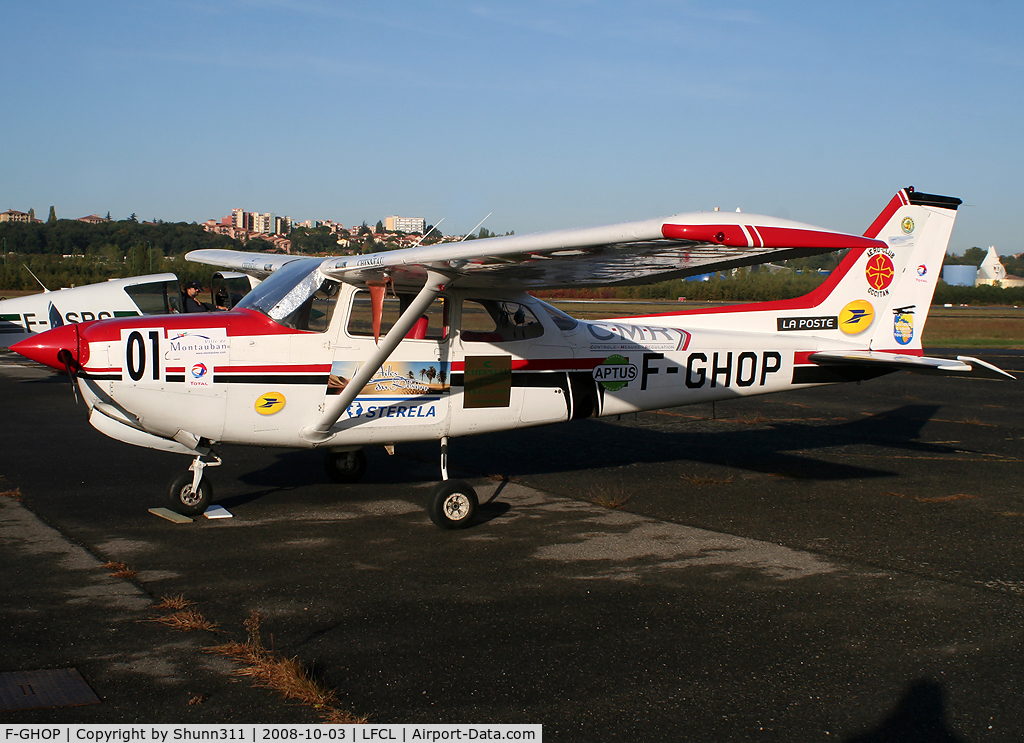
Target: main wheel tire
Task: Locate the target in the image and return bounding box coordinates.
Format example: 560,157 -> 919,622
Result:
427,480 -> 478,530
167,472 -> 213,517
324,449 -> 368,483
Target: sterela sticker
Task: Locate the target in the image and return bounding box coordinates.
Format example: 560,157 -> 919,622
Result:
592,354 -> 638,391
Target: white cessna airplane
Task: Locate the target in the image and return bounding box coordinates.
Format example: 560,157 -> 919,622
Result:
0,271 -> 256,347
12,188 -> 1013,528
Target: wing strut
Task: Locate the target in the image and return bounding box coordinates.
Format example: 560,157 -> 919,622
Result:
299,270 -> 449,444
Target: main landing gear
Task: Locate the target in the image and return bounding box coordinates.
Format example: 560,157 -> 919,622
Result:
326,437 -> 479,529
166,441 -> 479,529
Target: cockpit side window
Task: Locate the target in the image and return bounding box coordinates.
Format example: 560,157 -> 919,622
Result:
347,291 -> 448,340
460,299 -> 544,342
125,279 -> 182,315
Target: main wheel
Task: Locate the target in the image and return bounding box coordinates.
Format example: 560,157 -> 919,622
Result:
324,449 -> 368,483
167,472 -> 213,517
427,480 -> 478,530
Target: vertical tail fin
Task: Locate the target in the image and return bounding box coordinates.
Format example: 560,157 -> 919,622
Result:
801,187 -> 961,352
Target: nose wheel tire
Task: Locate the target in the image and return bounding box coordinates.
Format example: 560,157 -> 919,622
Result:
427,480 -> 478,529
324,450 -> 368,483
168,472 -> 213,517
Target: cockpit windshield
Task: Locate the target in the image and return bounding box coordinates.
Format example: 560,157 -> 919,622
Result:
235,259 -> 340,332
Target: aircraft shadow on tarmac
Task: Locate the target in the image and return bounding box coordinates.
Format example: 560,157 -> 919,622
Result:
446,402 -> 953,482
224,403 -> 953,509
845,679 -> 964,743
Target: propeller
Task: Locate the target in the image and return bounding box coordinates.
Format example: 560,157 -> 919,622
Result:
56,348 -> 80,404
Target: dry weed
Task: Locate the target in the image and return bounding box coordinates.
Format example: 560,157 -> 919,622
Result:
154,594 -> 193,611
210,611 -> 368,723
103,561 -> 137,580
733,413 -> 767,425
153,609 -> 219,633
0,488 -> 23,501
882,491 -> 978,503
584,486 -> 633,509
682,474 -> 735,486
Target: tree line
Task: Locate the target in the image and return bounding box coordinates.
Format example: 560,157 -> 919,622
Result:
2,219 -> 1020,305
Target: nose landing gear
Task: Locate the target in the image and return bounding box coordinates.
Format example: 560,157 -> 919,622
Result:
167,453 -> 222,517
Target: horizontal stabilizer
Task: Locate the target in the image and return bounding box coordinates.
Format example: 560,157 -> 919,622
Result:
808,351 -> 1015,381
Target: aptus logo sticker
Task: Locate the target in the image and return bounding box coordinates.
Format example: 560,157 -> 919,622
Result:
839,300 -> 875,334
592,354 -> 638,391
901,216 -> 915,234
255,392 -> 286,415
893,306 -> 914,346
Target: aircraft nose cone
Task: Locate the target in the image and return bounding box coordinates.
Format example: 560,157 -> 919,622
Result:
10,322 -> 82,372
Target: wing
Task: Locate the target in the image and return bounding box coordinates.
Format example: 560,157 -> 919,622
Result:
185,250 -> 308,280
809,350 -> 1015,380
187,211 -> 886,291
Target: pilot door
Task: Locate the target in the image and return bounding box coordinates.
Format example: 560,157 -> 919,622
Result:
326,287 -> 452,444
450,294 -> 574,436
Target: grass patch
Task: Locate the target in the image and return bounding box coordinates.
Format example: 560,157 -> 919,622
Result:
154,594 -> 194,611
921,314 -> 1024,348
103,561 -> 137,580
152,608 -> 220,633
882,491 -> 979,503
682,474 -> 735,486
584,485 -> 633,509
210,611 -> 367,723
0,487 -> 23,500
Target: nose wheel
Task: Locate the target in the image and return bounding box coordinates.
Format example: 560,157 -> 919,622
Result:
167,472 -> 213,516
167,452 -> 221,517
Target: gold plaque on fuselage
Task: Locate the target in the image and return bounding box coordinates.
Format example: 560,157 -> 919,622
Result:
463,355 -> 512,408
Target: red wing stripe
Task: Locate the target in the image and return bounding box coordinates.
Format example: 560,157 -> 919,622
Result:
662,223 -> 885,251
739,225 -> 755,247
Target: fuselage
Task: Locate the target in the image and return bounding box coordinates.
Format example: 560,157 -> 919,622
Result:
16,279 -> 874,456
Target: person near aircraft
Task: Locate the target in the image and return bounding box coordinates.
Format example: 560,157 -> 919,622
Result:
183,280 -> 211,312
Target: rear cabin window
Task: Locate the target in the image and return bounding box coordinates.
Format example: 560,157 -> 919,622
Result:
460,299 -> 544,342
347,291 -> 448,341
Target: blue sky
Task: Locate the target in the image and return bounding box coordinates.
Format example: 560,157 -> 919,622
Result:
2,1 -> 1022,254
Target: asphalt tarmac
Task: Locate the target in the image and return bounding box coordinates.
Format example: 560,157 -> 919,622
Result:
1,349 -> 1023,740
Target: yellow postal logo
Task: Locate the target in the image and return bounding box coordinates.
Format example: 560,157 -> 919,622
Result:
255,391 -> 286,415
839,300 -> 874,335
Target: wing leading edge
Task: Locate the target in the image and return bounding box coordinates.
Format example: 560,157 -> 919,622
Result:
187,211 -> 885,291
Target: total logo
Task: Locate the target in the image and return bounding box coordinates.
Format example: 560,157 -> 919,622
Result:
592,354 -> 638,391
839,300 -> 875,334
190,363 -> 208,379
916,264 -> 929,284
255,391 -> 286,415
